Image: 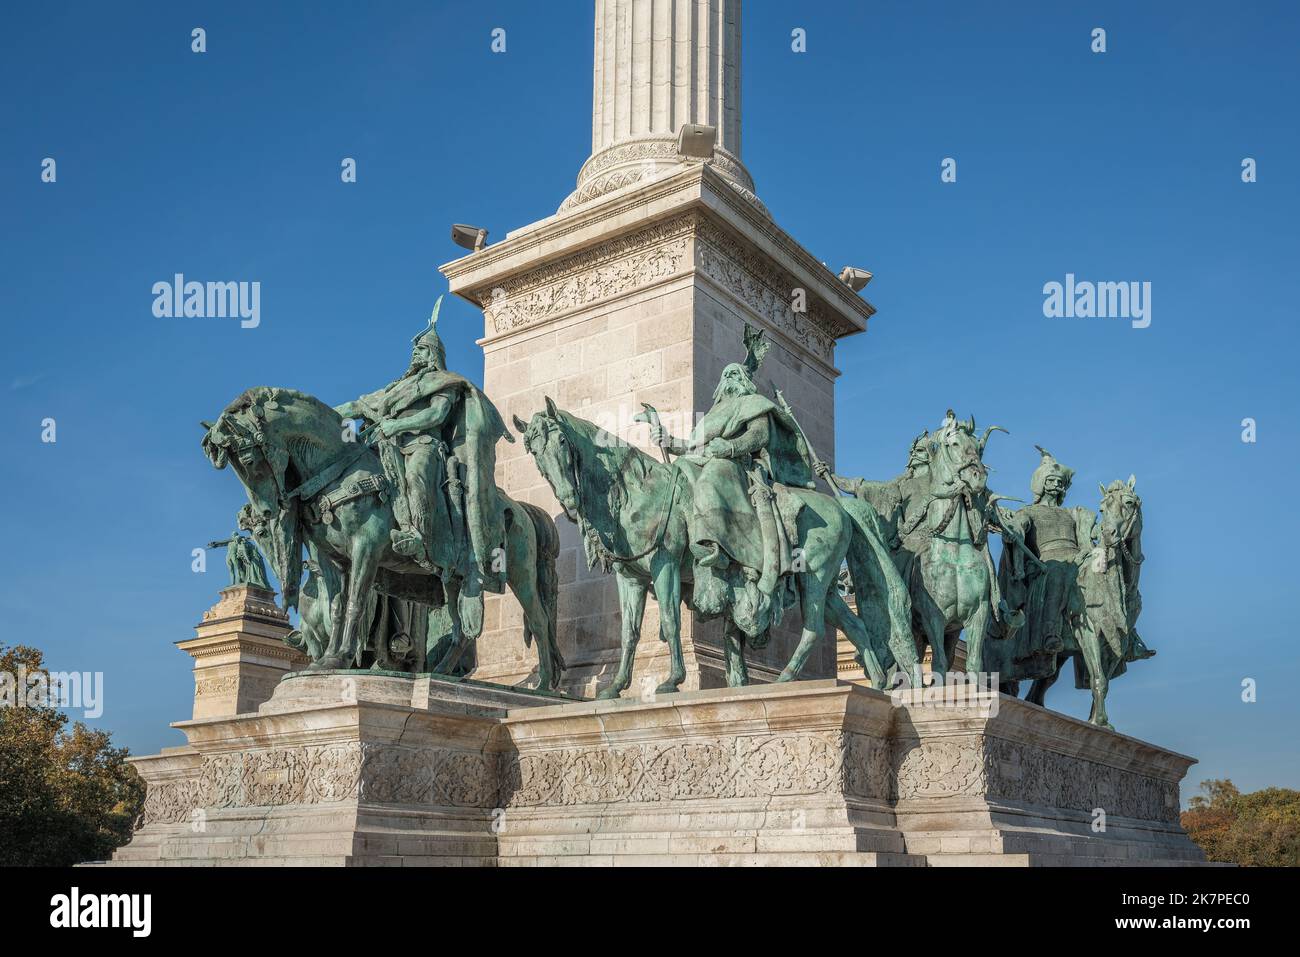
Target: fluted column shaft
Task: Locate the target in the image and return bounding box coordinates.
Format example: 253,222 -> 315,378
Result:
564,0 -> 756,212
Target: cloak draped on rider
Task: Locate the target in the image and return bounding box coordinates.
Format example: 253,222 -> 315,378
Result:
675,389 -> 814,574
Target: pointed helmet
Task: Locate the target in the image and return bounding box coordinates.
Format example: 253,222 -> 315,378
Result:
411,295 -> 447,370
1030,445 -> 1075,501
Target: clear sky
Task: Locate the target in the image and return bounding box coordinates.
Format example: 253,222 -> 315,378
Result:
3,1 -> 1297,797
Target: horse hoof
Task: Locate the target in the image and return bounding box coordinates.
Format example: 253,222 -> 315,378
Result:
654,681 -> 681,695
596,687 -> 623,700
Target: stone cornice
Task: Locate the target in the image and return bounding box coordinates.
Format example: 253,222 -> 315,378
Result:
440,165 -> 874,344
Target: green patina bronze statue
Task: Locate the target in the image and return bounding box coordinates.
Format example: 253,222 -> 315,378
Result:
517,323 -> 913,697
206,528 -> 272,590
989,456 -> 1155,727
200,301 -> 564,687
832,413 -> 1022,680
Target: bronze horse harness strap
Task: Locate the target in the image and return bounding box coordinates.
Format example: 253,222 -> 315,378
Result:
282,441 -> 388,525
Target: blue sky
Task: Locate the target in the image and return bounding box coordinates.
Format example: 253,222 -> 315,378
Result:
3,1 -> 1297,797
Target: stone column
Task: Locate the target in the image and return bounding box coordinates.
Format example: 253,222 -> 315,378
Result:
176,584 -> 307,720
562,0 -> 758,212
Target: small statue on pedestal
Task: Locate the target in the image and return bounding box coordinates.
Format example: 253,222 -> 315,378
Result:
206,529 -> 272,591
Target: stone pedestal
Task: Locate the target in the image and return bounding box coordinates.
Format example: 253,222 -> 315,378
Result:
108,676 -> 1205,866
177,585 -> 308,720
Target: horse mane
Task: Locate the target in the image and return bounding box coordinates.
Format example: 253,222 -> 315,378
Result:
553,409 -> 663,525
558,412 -> 658,480
223,386 -> 341,422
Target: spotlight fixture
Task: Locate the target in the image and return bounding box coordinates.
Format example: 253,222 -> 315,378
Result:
676,123 -> 717,161
838,267 -> 873,292
451,224 -> 489,253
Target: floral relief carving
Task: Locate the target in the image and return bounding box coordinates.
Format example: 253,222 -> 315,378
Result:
497,732 -> 845,808
136,777 -> 203,828
480,216 -> 695,335
893,738 -> 989,799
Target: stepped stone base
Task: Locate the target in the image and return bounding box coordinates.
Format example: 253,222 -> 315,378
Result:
105,675 -> 1205,867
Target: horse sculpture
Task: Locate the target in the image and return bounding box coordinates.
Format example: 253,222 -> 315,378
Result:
1021,476 -> 1151,727
201,386 -> 566,690
516,398 -> 914,698
858,413 -> 1015,679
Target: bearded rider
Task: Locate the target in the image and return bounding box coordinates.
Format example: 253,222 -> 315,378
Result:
334,298 -> 510,597
650,331 -> 815,633
995,447 -> 1093,676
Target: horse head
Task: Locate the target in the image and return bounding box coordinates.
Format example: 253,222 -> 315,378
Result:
515,397 -> 581,520
929,410 -> 1003,496
201,387 -> 340,611
201,390 -> 289,511
1099,475 -> 1142,561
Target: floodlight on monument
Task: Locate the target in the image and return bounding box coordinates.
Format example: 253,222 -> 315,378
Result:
676,124 -> 717,162
451,224 -> 489,253
838,267 -> 873,293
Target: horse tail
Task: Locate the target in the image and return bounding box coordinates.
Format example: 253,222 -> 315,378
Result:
840,497 -> 913,671
517,500 -> 565,676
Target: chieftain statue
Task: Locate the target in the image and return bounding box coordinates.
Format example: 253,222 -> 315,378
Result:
517,323 -> 914,698
993,447 -> 1092,679
200,300 -> 564,688
651,326 -> 817,637
333,297 -> 509,637
987,457 -> 1155,727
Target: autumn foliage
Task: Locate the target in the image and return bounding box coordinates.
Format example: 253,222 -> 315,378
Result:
1182,778 -> 1300,867
0,644 -> 144,866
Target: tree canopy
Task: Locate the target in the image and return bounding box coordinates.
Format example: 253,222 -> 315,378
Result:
1182,778 -> 1300,867
0,644 -> 144,866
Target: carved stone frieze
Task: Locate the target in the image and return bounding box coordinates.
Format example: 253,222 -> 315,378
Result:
498,731 -> 847,807
891,734 -> 1181,823
694,220 -> 838,362
479,215 -> 694,335
136,777 -> 203,828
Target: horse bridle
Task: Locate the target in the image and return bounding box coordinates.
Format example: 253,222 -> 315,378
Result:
547,418 -> 678,570
1103,494 -> 1143,566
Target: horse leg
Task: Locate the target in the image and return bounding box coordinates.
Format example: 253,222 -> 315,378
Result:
339,538 -> 381,669
598,571 -> 647,700
1080,630 -> 1112,729
651,552 -> 685,694
1026,659 -> 1061,707
778,575 -> 838,684
825,589 -> 887,688
508,533 -> 557,692
311,565 -> 349,670
723,619 -> 748,688
431,578 -> 469,674
914,589 -> 948,687
963,596 -> 993,677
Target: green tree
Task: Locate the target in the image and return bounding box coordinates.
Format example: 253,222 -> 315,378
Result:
0,644 -> 144,865
1182,778 -> 1300,867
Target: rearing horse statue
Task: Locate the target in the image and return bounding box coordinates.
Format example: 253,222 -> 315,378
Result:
201,386 -> 565,689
